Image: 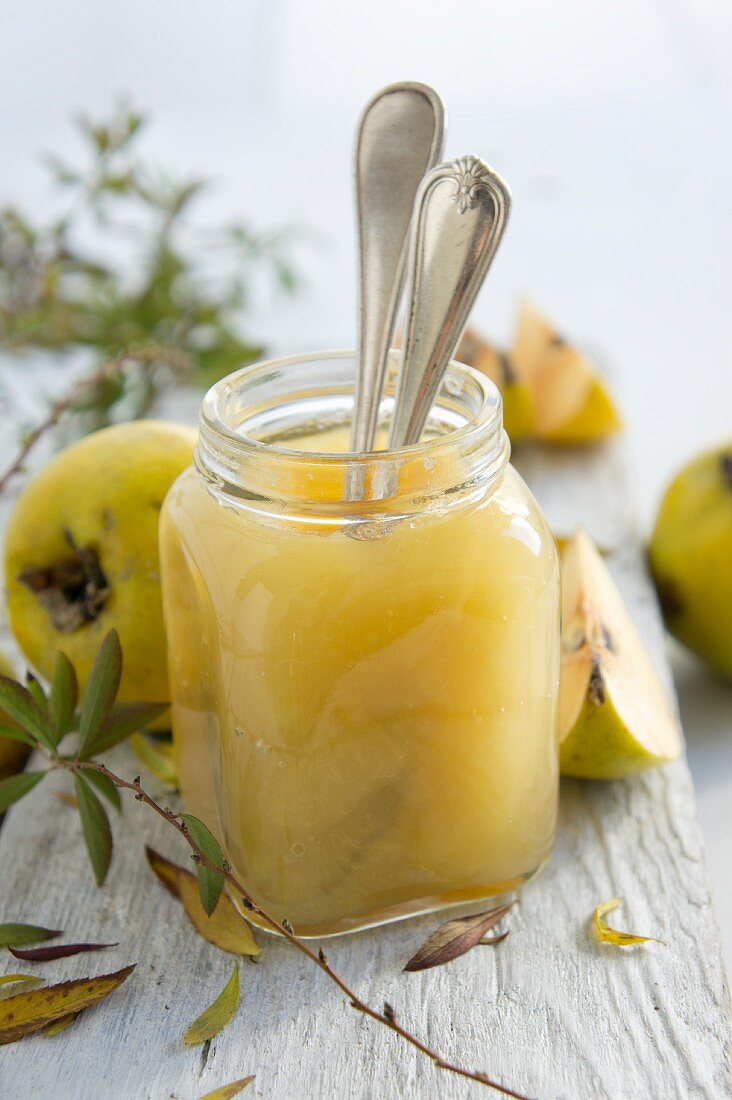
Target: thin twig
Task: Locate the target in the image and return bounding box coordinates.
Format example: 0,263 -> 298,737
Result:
0,345 -> 192,495
57,756 -> 532,1100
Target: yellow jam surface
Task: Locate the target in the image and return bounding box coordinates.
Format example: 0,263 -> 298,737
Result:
160,437 -> 560,936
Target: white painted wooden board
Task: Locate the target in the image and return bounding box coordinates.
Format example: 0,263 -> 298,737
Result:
1,438 -> 731,1100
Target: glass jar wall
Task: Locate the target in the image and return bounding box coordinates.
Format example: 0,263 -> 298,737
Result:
159,351 -> 560,936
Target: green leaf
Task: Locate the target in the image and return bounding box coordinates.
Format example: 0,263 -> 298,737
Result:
131,733 -> 177,787
81,770 -> 122,814
73,774 -> 113,885
89,703 -> 169,755
0,925 -> 62,948
0,770 -> 47,813
49,653 -> 78,745
0,677 -> 54,750
25,674 -> 47,712
77,631 -> 122,758
179,814 -> 225,916
0,725 -> 36,748
183,965 -> 239,1046
197,1076 -> 255,1100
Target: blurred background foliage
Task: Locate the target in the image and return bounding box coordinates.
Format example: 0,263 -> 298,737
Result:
0,102 -> 301,434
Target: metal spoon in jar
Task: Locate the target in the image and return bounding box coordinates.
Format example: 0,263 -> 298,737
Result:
388,156 -> 511,449
350,82 -> 445,457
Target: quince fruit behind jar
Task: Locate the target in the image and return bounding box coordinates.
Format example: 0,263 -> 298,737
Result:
4,420 -> 196,711
649,442 -> 732,678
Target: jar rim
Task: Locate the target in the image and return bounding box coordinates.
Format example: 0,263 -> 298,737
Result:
201,348 -> 501,461
197,349 -> 509,513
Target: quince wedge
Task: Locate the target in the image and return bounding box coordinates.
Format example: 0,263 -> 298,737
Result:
456,302 -> 622,446
511,300 -> 622,444
559,529 -> 682,778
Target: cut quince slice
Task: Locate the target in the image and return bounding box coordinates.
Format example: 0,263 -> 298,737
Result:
456,327 -> 534,441
559,529 -> 682,778
511,300 -> 622,443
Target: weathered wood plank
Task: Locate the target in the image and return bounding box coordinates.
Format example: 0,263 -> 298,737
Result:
0,438 -> 730,1100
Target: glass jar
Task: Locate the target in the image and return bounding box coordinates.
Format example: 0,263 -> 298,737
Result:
159,350 -> 560,937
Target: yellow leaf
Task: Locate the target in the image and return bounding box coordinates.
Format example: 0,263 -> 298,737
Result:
0,964 -> 135,1044
197,1075 -> 255,1100
184,965 -> 239,1046
55,791 -> 78,808
45,1012 -> 79,1036
145,845 -> 181,897
592,898 -> 665,947
131,733 -> 178,787
146,846 -> 259,957
0,974 -> 45,1001
178,872 -> 259,957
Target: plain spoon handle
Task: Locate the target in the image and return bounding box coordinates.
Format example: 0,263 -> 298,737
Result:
388,156 -> 511,448
350,82 -> 445,454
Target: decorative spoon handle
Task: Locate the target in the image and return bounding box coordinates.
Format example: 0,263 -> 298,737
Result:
350,82 -> 445,455
388,156 -> 511,448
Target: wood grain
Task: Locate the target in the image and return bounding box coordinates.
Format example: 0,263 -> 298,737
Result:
0,439 -> 730,1100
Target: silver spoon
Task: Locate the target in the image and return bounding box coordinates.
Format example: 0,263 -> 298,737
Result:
350,82 -> 445,456
388,155 -> 511,449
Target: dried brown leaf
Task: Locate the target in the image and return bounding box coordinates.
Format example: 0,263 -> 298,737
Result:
592,898 -> 665,948
0,964 -> 135,1044
9,942 -> 117,962
404,904 -> 513,972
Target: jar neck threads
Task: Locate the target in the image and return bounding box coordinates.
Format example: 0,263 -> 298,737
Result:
196,349 -> 508,518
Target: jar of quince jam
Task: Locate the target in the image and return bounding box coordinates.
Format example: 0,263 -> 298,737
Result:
159,350 -> 560,937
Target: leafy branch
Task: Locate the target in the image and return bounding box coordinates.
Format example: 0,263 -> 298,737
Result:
0,632 -> 532,1099
0,100 -> 302,440
0,345 -> 190,494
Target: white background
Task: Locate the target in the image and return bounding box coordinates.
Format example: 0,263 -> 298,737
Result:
1,1 -> 731,967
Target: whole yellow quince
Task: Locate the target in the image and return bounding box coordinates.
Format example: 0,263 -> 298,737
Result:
4,420 -> 196,709
649,442 -> 732,678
